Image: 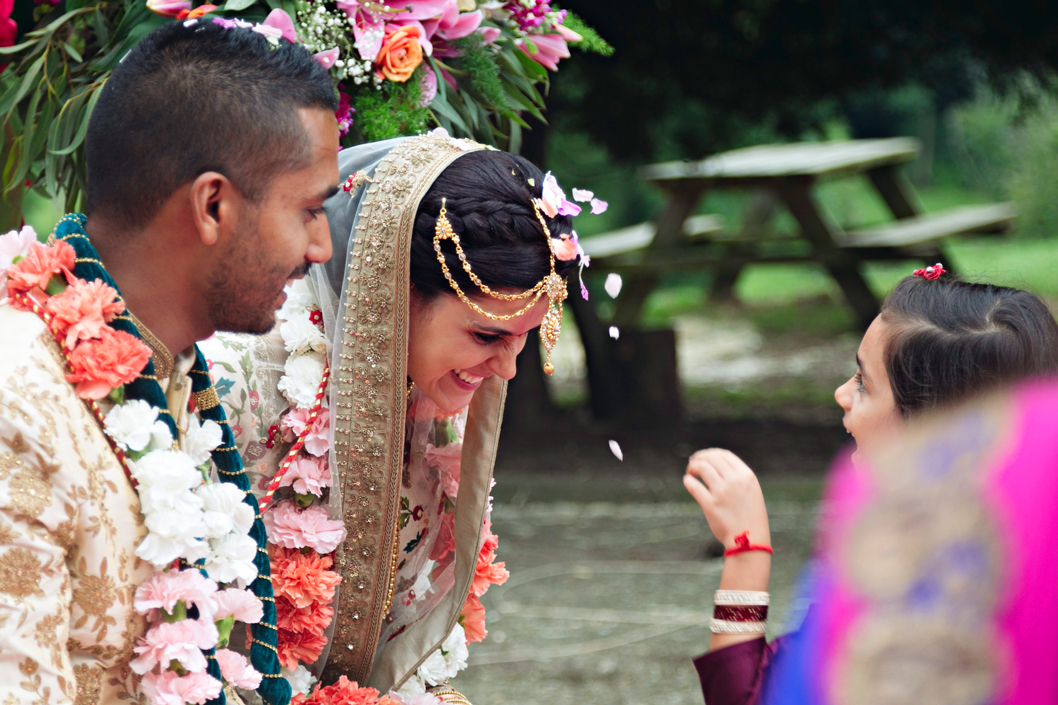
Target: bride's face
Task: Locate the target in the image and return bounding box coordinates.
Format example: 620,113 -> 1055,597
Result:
407,290 -> 550,413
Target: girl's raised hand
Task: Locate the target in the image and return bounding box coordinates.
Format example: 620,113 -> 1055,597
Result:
683,448 -> 770,550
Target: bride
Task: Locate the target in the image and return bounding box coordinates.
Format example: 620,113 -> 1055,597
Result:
200,129 -> 582,702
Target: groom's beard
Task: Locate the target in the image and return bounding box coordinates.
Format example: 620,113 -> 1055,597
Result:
204,216 -> 304,335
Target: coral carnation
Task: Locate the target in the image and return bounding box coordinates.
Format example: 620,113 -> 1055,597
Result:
471,553 -> 509,597
270,545 -> 342,609
277,626 -> 329,670
429,512 -> 455,562
460,594 -> 486,643
5,240 -> 75,297
300,675 -> 381,705
44,278 -> 124,348
276,595 -> 334,634
65,327 -> 152,399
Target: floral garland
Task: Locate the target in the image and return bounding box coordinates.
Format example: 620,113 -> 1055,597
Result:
0,220 -> 286,705
257,279 -> 350,699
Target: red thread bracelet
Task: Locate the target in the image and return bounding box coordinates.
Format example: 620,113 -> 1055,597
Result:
724,531 -> 774,557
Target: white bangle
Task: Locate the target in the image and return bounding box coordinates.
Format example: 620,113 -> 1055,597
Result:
710,618 -> 767,635
713,590 -> 770,606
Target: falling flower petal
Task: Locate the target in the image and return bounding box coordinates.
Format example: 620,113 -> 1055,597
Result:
609,326 -> 620,340
604,273 -> 623,299
572,188 -> 594,202
590,198 -> 608,215
609,440 -> 623,461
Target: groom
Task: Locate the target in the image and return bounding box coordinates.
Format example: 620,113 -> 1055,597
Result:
0,20 -> 337,704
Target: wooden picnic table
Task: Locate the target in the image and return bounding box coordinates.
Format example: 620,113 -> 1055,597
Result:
562,138 -> 1017,422
588,137 -> 1017,330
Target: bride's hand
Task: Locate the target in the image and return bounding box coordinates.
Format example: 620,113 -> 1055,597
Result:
683,448 -> 770,550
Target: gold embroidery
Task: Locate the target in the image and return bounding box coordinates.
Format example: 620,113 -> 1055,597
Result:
0,547 -> 46,600
9,465 -> 54,518
192,387 -> 221,411
73,663 -> 103,705
129,312 -> 174,381
34,604 -> 66,670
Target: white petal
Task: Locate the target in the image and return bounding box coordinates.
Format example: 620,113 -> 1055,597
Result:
608,440 -> 624,461
604,273 -> 623,299
608,326 -> 620,340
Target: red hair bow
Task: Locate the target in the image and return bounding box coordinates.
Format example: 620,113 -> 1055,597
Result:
913,263 -> 945,280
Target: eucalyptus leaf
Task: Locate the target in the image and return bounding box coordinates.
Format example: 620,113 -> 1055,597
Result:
224,0 -> 258,12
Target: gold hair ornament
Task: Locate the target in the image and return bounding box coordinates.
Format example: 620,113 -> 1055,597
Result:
433,197 -> 567,374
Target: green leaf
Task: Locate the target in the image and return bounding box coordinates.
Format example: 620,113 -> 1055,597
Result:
224,0 -> 259,10
429,90 -> 471,136
50,81 -> 103,155
63,42 -> 83,64
0,54 -> 44,115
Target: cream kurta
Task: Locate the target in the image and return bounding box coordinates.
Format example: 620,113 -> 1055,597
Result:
0,301 -> 193,705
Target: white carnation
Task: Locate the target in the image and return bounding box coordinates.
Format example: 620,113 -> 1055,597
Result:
279,315 -> 328,355
129,451 -> 204,514
103,400 -> 173,453
395,673 -> 427,699
197,482 -> 255,539
276,280 -> 313,321
416,649 -> 452,686
137,509 -> 209,566
205,532 -> 259,584
281,665 -> 317,697
441,623 -> 469,675
277,352 -> 325,409
184,417 -> 223,466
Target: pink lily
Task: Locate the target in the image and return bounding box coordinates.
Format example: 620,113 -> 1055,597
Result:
517,33 -> 570,72
313,47 -> 340,69
478,26 -> 501,45
335,0 -> 387,60
555,23 -> 583,43
261,8 -> 298,43
146,0 -> 191,18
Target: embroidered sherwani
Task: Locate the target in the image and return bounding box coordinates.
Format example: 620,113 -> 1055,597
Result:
0,301 -> 194,704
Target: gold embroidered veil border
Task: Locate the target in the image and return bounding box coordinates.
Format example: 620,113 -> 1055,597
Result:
316,133 -> 507,691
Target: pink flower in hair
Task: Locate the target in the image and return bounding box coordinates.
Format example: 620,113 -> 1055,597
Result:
140,670 -> 222,705
216,648 -> 263,689
265,501 -> 347,554
552,233 -> 578,261
211,587 -> 264,624
133,570 -> 218,620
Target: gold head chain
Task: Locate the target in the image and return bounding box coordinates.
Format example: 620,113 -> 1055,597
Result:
433,197 -> 567,375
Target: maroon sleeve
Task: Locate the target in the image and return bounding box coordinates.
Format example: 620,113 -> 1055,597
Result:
693,637 -> 775,705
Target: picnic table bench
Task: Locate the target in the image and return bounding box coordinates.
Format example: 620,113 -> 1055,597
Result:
587,137 -> 1017,330
561,138 -> 1017,422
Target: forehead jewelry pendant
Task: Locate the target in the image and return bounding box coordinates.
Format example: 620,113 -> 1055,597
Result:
432,197 -> 567,375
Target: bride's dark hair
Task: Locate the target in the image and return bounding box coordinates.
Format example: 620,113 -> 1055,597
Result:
410,151 -> 578,300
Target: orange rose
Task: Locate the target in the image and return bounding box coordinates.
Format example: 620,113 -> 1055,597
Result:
375,26 -> 423,83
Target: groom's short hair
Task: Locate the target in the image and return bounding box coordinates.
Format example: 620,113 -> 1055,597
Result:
85,20 -> 336,231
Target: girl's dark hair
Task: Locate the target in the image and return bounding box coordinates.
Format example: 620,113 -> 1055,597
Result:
880,275 -> 1058,417
410,151 -> 578,300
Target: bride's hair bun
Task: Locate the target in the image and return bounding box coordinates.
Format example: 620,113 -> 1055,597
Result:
410,151 -> 577,300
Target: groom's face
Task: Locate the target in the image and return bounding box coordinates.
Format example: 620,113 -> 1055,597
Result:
205,107 -> 339,334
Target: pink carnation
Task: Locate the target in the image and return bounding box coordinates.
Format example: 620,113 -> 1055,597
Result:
140,670 -> 222,705
216,648 -> 263,689
265,501 -> 346,554
65,327 -> 152,399
211,587 -> 263,624
130,618 -> 219,675
425,441 -> 462,499
5,240 -> 75,297
281,455 -> 332,496
44,277 -> 125,348
460,593 -> 486,643
281,406 -> 331,457
134,570 -> 218,620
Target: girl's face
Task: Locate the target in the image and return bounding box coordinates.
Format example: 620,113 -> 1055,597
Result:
834,316 -> 902,460
407,289 -> 549,414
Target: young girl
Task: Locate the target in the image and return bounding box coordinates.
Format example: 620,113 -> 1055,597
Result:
684,267 -> 1058,705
